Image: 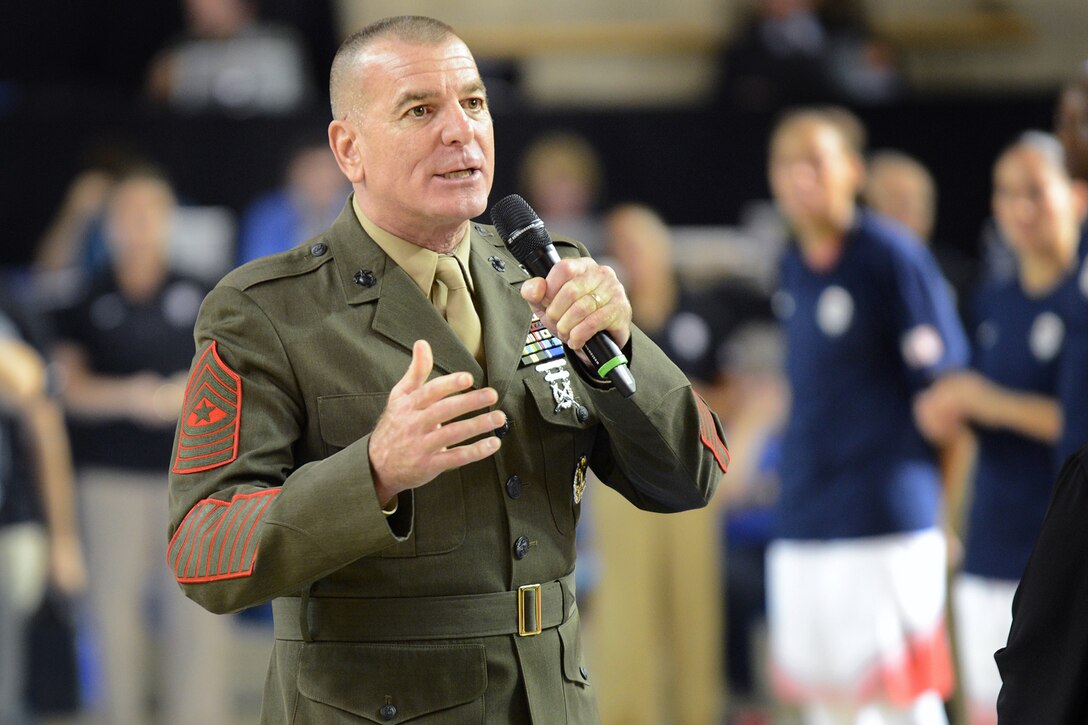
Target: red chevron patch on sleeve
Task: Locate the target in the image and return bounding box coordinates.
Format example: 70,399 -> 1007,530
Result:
173,341 -> 242,474
168,488 -> 280,583
694,392 -> 730,474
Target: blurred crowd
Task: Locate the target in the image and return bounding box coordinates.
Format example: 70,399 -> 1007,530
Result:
2,1 -> 1088,724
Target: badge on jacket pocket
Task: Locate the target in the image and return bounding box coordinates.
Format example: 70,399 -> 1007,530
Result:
535,358 -> 578,415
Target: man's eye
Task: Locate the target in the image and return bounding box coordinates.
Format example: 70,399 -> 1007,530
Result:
464,98 -> 483,111
408,106 -> 427,118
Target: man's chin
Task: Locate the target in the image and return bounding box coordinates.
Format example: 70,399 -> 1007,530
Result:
436,195 -> 490,223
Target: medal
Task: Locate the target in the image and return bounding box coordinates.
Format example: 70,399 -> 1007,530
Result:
535,358 -> 577,414
520,315 -> 564,366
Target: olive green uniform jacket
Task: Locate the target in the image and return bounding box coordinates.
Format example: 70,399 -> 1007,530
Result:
167,201 -> 727,724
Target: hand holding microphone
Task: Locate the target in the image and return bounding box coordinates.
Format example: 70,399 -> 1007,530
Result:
491,194 -> 636,398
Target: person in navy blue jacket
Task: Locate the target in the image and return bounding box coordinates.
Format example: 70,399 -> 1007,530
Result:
917,131 -> 1081,725
765,106 -> 967,724
995,65 -> 1088,724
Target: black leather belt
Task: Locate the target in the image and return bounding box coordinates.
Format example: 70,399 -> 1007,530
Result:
272,572 -> 573,642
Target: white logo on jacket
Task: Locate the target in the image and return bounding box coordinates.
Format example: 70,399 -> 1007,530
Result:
816,286 -> 853,337
1030,312 -> 1064,362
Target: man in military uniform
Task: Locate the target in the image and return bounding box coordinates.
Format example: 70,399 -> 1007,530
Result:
167,15 -> 726,724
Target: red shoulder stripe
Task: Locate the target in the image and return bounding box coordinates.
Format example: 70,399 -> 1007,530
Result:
173,341 -> 242,474
694,392 -> 730,474
167,489 -> 280,583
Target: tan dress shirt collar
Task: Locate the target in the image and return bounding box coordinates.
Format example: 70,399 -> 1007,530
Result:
352,196 -> 475,297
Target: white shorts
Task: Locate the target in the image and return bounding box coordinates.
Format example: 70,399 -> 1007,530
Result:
767,529 -> 954,706
952,573 -> 1015,724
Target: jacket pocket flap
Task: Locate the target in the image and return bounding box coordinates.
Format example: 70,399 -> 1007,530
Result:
298,642 -> 487,721
523,372 -> 594,430
317,393 -> 389,448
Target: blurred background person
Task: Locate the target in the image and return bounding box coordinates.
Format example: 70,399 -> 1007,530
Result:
586,202 -> 779,725
863,150 -> 936,243
766,106 -> 967,724
717,0 -> 904,112
603,203 -> 775,418
716,321 -> 788,725
145,0 -> 314,116
915,131 -> 1082,725
235,130 -> 350,264
49,166 -> 233,725
587,203 -> 724,725
33,141 -> 149,283
863,149 -> 978,312
0,290 -> 85,725
517,130 -> 606,257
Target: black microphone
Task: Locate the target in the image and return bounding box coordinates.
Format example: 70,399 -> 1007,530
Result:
490,194 -> 636,398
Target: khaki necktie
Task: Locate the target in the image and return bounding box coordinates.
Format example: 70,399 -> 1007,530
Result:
433,254 -> 483,360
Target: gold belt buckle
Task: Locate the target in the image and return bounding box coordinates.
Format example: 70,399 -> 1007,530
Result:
517,583 -> 543,636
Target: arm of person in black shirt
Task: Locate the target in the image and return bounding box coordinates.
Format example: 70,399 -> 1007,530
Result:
53,341 -> 184,427
996,449 -> 1088,722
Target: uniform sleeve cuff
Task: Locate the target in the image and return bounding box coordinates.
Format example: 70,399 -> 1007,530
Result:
381,491 -> 412,538
566,337 -> 633,390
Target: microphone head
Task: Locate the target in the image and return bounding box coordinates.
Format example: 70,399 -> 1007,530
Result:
490,194 -> 538,241
489,194 -> 552,262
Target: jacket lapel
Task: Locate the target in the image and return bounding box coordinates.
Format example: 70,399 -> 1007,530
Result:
326,200 -> 483,380
470,227 -> 533,404
372,267 -> 483,379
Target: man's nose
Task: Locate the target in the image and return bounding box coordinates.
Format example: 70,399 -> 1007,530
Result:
440,104 -> 474,145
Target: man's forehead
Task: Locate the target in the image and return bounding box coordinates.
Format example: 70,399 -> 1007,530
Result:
774,121 -> 839,153
360,39 -> 481,88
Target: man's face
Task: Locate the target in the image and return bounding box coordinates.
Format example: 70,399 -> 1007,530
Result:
769,119 -> 860,229
865,162 -> 932,242
339,37 -> 494,246
993,146 -> 1076,259
106,177 -> 174,263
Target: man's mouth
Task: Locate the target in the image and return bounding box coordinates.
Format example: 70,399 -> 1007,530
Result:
440,169 -> 476,180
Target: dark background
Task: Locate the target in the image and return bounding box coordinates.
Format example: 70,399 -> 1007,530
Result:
0,0 -> 1058,269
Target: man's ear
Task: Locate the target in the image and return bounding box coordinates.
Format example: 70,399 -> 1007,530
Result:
328,120 -> 364,184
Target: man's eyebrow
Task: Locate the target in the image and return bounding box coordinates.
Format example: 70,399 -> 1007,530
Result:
462,80 -> 487,98
392,89 -> 436,111
392,80 -> 487,111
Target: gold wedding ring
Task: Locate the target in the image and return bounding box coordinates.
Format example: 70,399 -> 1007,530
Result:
589,291 -> 604,310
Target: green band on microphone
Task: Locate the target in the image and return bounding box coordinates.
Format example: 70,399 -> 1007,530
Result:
596,354 -> 628,380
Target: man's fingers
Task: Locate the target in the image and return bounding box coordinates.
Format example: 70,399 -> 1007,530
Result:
426,410 -> 506,450
565,307 -> 617,350
544,265 -> 602,321
555,292 -> 606,345
430,435 -> 502,472
424,385 -> 498,424
413,372 -> 486,411
394,340 -> 435,396
520,277 -> 547,306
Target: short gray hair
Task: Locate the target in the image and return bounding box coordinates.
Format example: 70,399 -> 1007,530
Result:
329,16 -> 458,119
